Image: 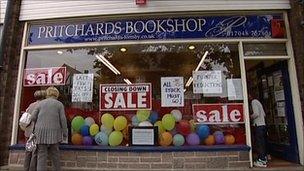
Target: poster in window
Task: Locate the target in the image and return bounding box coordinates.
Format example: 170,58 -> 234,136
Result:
72,74 -> 94,102
193,71 -> 222,94
273,71 -> 283,91
161,77 -> 184,107
227,78 -> 243,100
276,101 -> 285,117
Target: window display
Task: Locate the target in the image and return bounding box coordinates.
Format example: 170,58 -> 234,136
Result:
18,43 -> 246,147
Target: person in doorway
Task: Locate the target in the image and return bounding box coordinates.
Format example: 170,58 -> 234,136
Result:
31,87 -> 68,171
249,94 -> 268,167
23,90 -> 46,171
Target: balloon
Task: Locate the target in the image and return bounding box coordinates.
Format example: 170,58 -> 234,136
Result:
159,132 -> 173,146
139,121 -> 153,126
109,131 -> 123,146
154,121 -> 165,135
162,114 -> 176,131
186,133 -> 200,145
131,115 -> 140,126
71,116 -> 85,132
196,125 -> 210,140
80,125 -> 90,136
189,119 -> 196,132
71,133 -> 83,145
114,116 -> 127,131
83,136 -> 93,146
176,120 -> 191,136
204,135 -> 216,146
224,134 -> 235,145
101,113 -> 114,129
149,111 -> 158,124
84,117 -> 95,126
173,134 -> 185,146
213,131 -> 225,144
171,109 -> 182,121
170,127 -> 177,136
95,132 -> 109,146
100,125 -> 113,135
89,124 -> 100,136
136,110 -> 150,122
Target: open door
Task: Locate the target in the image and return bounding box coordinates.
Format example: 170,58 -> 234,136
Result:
246,60 -> 299,163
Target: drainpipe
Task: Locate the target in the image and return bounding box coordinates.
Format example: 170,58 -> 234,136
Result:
0,0 -> 14,69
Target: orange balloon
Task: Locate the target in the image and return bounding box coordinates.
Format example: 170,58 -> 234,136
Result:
159,132 -> 173,146
204,135 -> 215,146
71,133 -> 83,145
225,134 -> 235,145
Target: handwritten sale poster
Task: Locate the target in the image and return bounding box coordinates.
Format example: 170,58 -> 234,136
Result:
161,77 -> 184,107
72,74 -> 94,102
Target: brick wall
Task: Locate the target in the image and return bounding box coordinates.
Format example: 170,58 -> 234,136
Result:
9,150 -> 250,170
0,0 -> 23,166
289,0 -> 304,121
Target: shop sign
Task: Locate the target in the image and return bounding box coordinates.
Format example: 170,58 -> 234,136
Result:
136,0 -> 146,5
161,77 -> 184,107
100,83 -> 152,111
23,67 -> 66,87
28,14 -> 284,45
192,103 -> 244,124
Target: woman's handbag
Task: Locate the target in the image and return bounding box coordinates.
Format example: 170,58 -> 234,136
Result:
19,112 -> 31,130
25,132 -> 37,152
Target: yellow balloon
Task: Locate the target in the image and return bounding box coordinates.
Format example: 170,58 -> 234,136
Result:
136,110 -> 150,122
154,121 -> 165,135
89,124 -> 99,136
114,116 -> 128,131
101,113 -> 114,129
109,131 -> 123,146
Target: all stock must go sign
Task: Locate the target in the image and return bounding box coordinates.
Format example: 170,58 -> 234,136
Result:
100,83 -> 152,111
192,103 -> 244,124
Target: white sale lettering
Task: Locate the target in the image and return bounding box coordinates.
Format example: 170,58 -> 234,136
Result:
193,103 -> 244,124
100,84 -> 151,111
23,67 -> 66,87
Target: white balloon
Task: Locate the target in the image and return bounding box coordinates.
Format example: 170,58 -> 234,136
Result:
100,125 -> 113,135
85,117 -> 95,126
171,109 -> 182,121
138,121 -> 153,127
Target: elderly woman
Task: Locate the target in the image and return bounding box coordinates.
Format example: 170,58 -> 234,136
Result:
23,90 -> 46,171
31,87 -> 68,171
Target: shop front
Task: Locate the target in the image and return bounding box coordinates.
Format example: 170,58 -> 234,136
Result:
8,11 -> 303,170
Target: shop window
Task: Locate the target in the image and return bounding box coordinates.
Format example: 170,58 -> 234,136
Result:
243,43 -> 287,56
19,43 -> 246,147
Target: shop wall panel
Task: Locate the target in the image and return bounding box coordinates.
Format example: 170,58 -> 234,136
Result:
19,0 -> 290,21
0,0 -> 7,23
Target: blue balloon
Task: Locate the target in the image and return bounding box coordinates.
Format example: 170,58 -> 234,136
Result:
196,125 -> 210,140
149,111 -> 159,124
80,125 -> 90,136
95,132 -> 109,146
132,115 -> 140,126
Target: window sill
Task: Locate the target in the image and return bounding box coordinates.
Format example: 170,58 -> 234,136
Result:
10,144 -> 250,152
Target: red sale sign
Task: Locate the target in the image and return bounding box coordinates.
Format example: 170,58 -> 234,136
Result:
192,103 -> 244,124
100,83 -> 152,111
23,67 -> 66,87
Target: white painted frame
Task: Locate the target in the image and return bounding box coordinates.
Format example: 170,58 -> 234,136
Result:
11,11 -> 303,167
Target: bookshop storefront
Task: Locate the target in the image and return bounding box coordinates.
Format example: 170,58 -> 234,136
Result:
9,11 -> 303,170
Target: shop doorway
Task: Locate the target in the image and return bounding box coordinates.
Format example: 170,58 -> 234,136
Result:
245,59 -> 299,164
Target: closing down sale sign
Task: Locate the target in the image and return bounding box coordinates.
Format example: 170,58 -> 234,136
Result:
100,83 -> 152,111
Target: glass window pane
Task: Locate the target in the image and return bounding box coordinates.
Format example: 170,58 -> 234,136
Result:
243,43 -> 287,56
19,43 -> 246,146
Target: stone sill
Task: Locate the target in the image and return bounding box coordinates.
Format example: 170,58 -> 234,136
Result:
10,144 -> 250,152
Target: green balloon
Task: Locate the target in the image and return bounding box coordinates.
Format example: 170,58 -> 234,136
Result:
108,131 -> 123,146
101,113 -> 114,129
162,114 -> 176,131
136,110 -> 150,122
71,116 -> 85,132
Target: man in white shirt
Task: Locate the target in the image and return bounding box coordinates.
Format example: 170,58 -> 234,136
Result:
249,94 -> 267,167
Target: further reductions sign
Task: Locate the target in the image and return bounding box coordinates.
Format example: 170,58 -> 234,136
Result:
23,67 -> 66,87
100,83 -> 152,111
192,103 -> 244,124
